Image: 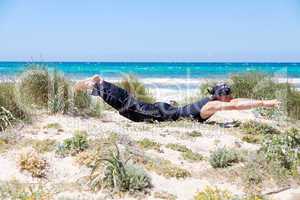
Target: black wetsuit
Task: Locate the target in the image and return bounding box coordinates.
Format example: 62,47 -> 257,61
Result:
91,81 -> 213,122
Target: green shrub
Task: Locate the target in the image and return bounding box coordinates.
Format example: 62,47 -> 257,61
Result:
261,128 -> 300,171
118,74 -> 155,103
89,143 -> 152,193
240,121 -> 280,135
209,148 -> 243,168
242,150 -> 298,192
0,83 -> 30,131
56,131 -> 89,156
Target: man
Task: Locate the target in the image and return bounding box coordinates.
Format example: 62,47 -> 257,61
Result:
74,75 -> 280,122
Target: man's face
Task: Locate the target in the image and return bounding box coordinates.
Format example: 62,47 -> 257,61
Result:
217,95 -> 232,102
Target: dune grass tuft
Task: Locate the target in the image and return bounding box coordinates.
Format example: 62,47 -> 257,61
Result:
0,83 -> 30,131
89,143 -> 152,193
118,74 -> 155,103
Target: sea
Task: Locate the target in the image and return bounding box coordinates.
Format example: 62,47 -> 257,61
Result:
1,62 -> 300,100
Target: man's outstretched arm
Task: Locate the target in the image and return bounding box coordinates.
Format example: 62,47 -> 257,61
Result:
200,99 -> 281,119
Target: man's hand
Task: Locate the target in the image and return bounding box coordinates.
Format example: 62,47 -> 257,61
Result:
263,99 -> 281,108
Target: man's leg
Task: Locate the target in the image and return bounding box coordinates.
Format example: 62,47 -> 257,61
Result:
74,75 -> 135,111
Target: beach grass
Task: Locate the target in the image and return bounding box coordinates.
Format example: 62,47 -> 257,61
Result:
118,74 -> 155,104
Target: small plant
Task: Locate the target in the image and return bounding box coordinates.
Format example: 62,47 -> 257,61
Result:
76,150 -> 98,168
137,138 -> 161,151
166,143 -> 203,162
240,121 -> 280,135
145,158 -> 191,179
56,131 -> 89,156
31,139 -> 57,153
194,186 -> 233,200
154,191 -> 177,200
209,148 -> 243,168
188,130 -> 202,137
242,135 -> 261,144
18,149 -> 48,178
166,143 -> 190,152
242,156 -> 264,194
44,122 -> 61,129
182,150 -> 204,162
89,143 -> 152,193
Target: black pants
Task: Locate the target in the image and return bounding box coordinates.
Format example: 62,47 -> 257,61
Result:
91,81 -> 179,122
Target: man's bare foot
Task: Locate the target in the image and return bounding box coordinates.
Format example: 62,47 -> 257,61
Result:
74,75 -> 103,92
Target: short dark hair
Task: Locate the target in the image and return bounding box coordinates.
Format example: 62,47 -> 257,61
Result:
207,83 -> 232,97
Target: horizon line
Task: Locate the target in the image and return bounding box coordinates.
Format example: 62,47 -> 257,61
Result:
0,60 -> 300,64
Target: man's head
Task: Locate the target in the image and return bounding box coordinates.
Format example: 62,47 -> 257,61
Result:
208,83 -> 232,102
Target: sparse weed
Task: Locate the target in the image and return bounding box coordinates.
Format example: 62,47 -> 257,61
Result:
188,130 -> 202,137
209,148 -> 243,168
18,149 -> 48,178
145,158 -> 191,179
31,139 -> 57,153
240,121 -> 280,135
242,135 -> 261,144
166,143 -> 190,152
44,122 -> 61,129
56,131 -> 89,156
166,143 -> 204,162
154,191 -> 177,200
137,138 -> 161,151
182,150 -> 204,162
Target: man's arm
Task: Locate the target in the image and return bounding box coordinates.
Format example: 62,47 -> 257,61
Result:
200,99 -> 281,119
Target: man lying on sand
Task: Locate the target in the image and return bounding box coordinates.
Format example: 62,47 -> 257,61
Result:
74,75 -> 280,122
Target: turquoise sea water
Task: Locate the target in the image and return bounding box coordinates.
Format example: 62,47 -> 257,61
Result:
1,62 -> 300,79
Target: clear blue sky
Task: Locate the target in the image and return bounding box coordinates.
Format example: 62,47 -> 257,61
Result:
0,0 -> 299,62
